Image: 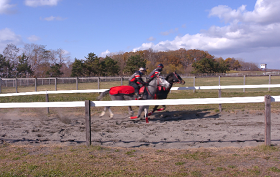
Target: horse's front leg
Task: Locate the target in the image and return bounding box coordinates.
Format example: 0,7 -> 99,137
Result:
148,105 -> 159,116
144,107 -> 149,123
137,105 -> 149,118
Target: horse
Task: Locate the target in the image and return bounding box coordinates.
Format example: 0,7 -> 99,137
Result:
97,75 -> 170,121
148,71 -> 185,116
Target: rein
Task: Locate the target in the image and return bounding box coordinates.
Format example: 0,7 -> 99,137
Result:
173,72 -> 182,84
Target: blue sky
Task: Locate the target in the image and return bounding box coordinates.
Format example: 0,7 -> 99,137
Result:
1,0 -> 280,69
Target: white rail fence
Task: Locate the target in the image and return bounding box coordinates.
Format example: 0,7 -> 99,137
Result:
1,74 -> 279,93
1,84 -> 280,97
0,95 -> 280,146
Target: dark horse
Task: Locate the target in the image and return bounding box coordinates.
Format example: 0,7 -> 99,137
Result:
148,71 -> 185,116
97,76 -> 170,121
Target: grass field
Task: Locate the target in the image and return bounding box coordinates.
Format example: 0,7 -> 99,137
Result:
1,144 -> 280,176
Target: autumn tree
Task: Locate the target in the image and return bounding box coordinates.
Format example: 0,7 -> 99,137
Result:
215,57 -> 230,73
225,58 -> 242,71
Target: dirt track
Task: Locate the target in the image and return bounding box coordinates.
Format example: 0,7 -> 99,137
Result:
1,109 -> 280,149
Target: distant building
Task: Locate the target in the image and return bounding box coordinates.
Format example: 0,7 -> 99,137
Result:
260,64 -> 267,72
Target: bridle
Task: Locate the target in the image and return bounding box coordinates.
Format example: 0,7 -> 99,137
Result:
172,72 -> 183,84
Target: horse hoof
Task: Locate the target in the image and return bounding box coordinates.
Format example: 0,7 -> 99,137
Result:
130,116 -> 138,119
156,108 -> 165,111
148,112 -> 153,116
129,111 -> 134,117
145,117 -> 149,123
99,112 -> 105,117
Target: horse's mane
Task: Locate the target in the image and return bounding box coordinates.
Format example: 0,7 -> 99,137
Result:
165,72 -> 175,80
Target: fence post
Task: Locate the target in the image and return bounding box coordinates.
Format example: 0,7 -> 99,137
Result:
264,95 -> 271,146
46,91 -> 49,114
98,77 -> 100,89
35,78 -> 37,92
0,78 -> 1,93
268,74 -> 271,91
76,77 -> 78,90
55,78 -> 57,91
243,75 -> 246,92
15,78 -> 18,93
218,76 -> 222,112
85,100 -> 91,146
193,77 -> 196,93
121,77 -> 123,85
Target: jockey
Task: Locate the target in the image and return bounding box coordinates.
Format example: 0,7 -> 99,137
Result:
147,63 -> 164,83
128,67 -> 147,98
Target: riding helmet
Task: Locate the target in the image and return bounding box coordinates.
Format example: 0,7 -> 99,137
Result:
139,67 -> 146,71
157,64 -> 164,68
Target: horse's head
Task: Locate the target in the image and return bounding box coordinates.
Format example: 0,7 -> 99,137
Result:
166,72 -> 185,85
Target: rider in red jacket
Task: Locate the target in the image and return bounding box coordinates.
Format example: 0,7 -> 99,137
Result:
129,67 -> 147,98
147,63 -> 164,83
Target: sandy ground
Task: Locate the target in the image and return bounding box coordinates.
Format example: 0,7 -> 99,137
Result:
1,109 -> 280,149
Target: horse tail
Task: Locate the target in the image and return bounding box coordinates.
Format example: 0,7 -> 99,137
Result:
97,89 -> 110,100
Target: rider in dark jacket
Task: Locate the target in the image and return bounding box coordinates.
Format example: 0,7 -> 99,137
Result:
147,63 -> 164,83
129,67 -> 147,98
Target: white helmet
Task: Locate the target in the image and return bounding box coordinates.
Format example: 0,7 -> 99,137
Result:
139,67 -> 146,71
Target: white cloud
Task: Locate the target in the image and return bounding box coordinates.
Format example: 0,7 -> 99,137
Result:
41,16 -> 66,21
134,0 -> 280,63
0,28 -> 22,52
25,0 -> 60,7
27,35 -> 40,42
147,36 -> 156,41
100,50 -> 111,58
160,28 -> 178,36
0,0 -> 16,14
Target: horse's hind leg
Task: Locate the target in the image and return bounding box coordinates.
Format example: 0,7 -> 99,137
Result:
100,106 -> 114,118
108,107 -> 114,118
128,106 -> 134,117
99,107 -> 108,117
157,105 -> 166,111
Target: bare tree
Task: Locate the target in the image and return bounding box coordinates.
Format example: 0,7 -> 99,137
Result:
3,44 -> 19,77
57,48 -> 70,64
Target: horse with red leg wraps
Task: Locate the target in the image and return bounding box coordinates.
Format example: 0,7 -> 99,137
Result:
97,76 -> 170,122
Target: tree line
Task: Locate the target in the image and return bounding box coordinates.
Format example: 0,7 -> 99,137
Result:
0,43 -> 260,78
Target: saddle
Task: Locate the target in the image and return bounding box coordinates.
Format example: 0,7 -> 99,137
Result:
138,86 -> 164,99
109,86 -> 135,95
